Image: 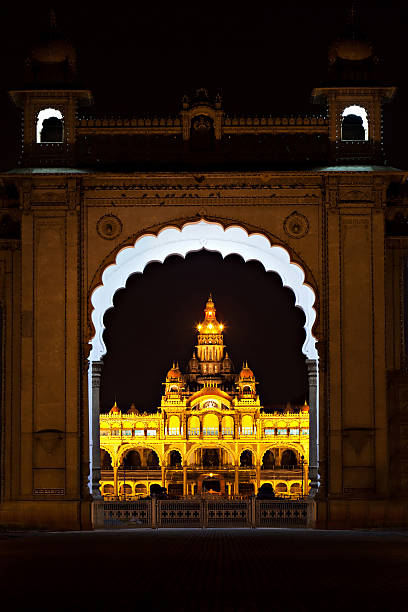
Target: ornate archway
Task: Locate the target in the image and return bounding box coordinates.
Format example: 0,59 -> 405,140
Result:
88,219 -> 319,498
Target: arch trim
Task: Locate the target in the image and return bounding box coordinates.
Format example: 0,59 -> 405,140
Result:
89,219 -> 318,361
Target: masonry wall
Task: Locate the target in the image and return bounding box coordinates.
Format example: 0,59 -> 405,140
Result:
1,169 -> 407,529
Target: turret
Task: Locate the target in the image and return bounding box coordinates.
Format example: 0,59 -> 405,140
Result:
164,362 -> 184,395
311,9 -> 396,164
9,9 -> 92,167
196,295 -> 225,369
109,401 -> 120,415
237,362 -> 257,398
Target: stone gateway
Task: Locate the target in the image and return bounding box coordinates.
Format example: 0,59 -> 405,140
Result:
0,16 -> 407,529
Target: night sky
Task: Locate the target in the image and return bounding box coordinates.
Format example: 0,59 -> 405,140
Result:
100,252 -> 308,413
1,4 -> 407,411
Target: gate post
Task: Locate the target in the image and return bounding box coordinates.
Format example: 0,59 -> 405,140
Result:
203,499 -> 208,528
250,497 -> 256,528
306,359 -> 319,496
91,361 -> 103,499
92,500 -> 104,529
307,500 -> 316,528
151,497 -> 157,529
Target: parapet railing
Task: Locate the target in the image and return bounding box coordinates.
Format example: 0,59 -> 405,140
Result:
93,497 -> 315,529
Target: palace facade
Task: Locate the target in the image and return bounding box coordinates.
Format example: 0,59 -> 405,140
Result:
100,296 -> 309,498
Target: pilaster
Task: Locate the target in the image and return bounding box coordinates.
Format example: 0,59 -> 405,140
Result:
91,361 -> 103,499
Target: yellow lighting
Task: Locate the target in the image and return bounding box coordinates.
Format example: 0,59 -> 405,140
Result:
197,324 -> 202,330
208,324 -> 213,329
219,324 -> 224,331
209,473 -> 214,477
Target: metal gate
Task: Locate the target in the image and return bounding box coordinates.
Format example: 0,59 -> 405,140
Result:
93,498 -> 315,529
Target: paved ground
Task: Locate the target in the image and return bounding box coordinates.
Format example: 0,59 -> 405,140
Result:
1,528 -> 408,611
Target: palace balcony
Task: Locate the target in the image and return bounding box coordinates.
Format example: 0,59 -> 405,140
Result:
100,427 -> 309,441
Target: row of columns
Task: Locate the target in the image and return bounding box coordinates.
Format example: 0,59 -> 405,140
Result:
107,464 -> 307,496
90,358 -> 319,498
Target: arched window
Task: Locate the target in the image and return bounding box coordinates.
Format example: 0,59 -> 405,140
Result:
169,450 -> 182,467
102,484 -> 114,496
188,415 -> 200,436
119,484 -> 132,497
147,450 -> 160,468
243,385 -> 252,395
168,415 -> 180,435
341,105 -> 368,141
281,449 -> 298,468
36,108 -> 64,143
290,483 -> 301,495
222,415 -> 234,436
240,449 -> 254,467
275,483 -> 288,494
203,413 -> 219,436
241,414 -> 253,436
123,450 -> 141,469
135,483 -> 147,496
100,449 -> 112,470
262,450 -> 275,469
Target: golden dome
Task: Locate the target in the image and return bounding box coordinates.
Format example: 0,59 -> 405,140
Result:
188,386 -> 232,406
239,361 -> 254,379
166,362 -> 182,380
197,295 -> 224,335
302,401 -> 309,413
109,401 -> 120,414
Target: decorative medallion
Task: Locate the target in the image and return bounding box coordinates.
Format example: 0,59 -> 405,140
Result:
283,211 -> 309,239
96,214 -> 123,240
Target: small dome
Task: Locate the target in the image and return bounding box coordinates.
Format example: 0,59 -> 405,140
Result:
188,385 -> 232,406
302,402 -> 309,413
31,37 -> 76,65
329,38 -> 373,63
188,352 -> 199,372
30,10 -> 76,64
222,352 -> 233,372
239,361 -> 254,379
167,362 -> 182,380
109,401 -> 120,414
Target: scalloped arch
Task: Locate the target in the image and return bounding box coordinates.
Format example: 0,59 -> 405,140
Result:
89,219 -> 317,360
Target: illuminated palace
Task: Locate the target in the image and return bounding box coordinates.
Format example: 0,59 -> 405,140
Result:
99,296 -> 309,498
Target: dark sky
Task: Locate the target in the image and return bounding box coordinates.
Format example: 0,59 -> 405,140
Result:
100,251 -> 308,413
1,3 -> 408,168
1,4 -> 407,411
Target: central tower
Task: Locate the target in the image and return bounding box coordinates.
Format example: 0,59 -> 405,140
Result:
196,295 -> 225,373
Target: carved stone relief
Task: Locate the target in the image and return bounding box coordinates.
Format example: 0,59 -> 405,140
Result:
283,211 -> 309,239
96,214 -> 123,240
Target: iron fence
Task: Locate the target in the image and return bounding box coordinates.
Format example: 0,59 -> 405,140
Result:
93,499 -> 152,529
93,498 -> 315,529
